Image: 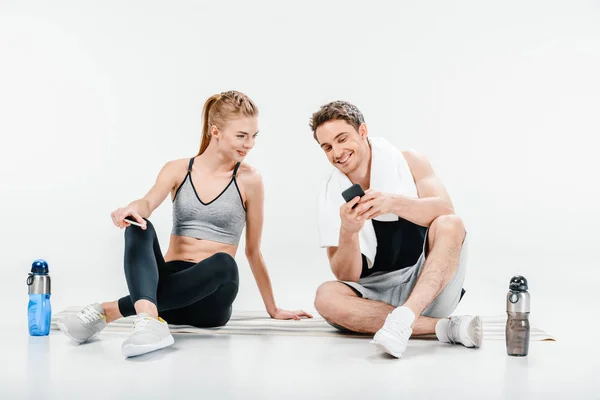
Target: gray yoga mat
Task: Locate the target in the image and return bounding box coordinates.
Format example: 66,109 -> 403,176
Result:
51,306 -> 555,341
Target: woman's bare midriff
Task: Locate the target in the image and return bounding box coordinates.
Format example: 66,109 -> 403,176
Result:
163,234 -> 238,264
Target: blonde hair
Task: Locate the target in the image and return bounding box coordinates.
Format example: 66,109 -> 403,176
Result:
197,90 -> 259,155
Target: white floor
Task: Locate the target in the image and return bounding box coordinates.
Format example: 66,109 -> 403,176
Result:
2,315 -> 599,400
3,266 -> 599,399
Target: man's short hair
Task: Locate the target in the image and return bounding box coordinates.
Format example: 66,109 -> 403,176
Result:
309,101 -> 365,142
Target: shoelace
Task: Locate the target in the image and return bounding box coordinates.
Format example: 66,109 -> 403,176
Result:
132,317 -> 152,333
77,305 -> 103,324
382,315 -> 411,344
446,317 -> 461,344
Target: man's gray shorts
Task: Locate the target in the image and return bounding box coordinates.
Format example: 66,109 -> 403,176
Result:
340,230 -> 468,319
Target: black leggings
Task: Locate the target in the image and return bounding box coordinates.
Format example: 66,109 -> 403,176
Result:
117,219 -> 239,327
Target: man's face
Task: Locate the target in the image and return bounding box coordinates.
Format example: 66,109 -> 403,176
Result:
315,120 -> 368,174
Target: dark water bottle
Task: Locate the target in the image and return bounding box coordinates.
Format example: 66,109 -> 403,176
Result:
27,259 -> 52,336
506,275 -> 530,356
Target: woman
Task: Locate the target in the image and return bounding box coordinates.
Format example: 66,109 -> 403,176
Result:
58,90 -> 312,357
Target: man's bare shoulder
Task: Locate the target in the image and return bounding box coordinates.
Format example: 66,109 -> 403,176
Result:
400,149 -> 434,176
401,149 -> 428,164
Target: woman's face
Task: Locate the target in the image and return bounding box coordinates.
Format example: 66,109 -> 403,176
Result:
212,116 -> 259,162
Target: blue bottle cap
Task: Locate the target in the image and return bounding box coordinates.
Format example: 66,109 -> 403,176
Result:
31,259 -> 49,274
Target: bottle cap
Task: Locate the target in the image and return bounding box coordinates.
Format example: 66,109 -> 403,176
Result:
507,276 -> 530,313
509,275 -> 528,292
31,259 -> 49,274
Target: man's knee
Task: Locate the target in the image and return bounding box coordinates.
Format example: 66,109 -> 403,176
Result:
314,281 -> 353,317
430,214 -> 466,243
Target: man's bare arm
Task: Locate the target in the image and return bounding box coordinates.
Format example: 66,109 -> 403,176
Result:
381,150 -> 454,227
388,150 -> 454,226
355,150 -> 454,227
327,228 -> 363,282
326,196 -> 364,282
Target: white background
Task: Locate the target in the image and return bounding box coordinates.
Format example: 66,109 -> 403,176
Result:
1,1 -> 599,338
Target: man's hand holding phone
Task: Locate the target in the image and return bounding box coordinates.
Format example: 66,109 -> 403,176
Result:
340,183 -> 366,234
340,196 -> 365,234
354,189 -> 392,221
340,183 -> 392,228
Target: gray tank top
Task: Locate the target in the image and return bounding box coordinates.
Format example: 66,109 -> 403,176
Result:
171,158 -> 246,245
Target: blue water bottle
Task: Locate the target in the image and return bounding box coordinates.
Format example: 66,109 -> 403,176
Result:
27,259 -> 52,336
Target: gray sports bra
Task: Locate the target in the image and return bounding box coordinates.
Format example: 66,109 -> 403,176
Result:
171,158 -> 246,245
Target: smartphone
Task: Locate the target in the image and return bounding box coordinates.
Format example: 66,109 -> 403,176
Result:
341,183 -> 365,209
123,218 -> 144,228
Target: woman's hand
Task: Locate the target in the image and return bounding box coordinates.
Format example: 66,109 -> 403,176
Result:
110,206 -> 147,230
270,308 -> 313,320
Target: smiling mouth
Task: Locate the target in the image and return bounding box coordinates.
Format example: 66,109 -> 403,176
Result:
237,151 -> 247,156
336,152 -> 352,165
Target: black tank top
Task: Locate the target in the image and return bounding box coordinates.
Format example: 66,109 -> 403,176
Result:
360,218 -> 427,278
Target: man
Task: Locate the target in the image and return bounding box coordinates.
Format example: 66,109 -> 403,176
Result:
311,100 -> 482,358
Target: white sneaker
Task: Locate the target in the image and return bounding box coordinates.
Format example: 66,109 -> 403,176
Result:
442,315 -> 483,348
121,313 -> 174,358
371,309 -> 414,358
57,303 -> 107,344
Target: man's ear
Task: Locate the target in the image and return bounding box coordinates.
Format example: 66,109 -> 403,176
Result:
358,123 -> 368,139
314,129 -> 321,145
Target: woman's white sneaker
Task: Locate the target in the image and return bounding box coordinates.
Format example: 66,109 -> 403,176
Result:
57,303 -> 107,344
121,313 -> 175,358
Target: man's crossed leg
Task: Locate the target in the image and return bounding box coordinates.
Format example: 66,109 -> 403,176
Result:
314,215 -> 482,358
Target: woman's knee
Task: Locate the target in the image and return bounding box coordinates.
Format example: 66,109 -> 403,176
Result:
213,306 -> 233,327
124,219 -> 156,242
200,286 -> 237,327
203,305 -> 233,328
213,252 -> 238,278
212,252 -> 239,282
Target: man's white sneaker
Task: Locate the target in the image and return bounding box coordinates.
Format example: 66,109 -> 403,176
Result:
121,313 -> 174,358
371,307 -> 415,358
57,303 -> 107,344
436,315 -> 483,348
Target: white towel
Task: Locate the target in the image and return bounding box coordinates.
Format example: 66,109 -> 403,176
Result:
316,137 -> 418,268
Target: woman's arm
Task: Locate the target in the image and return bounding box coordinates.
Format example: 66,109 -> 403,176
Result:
111,160 -> 184,229
242,167 -> 312,320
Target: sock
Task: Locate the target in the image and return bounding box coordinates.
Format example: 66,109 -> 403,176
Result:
435,318 -> 451,343
391,306 -> 416,326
